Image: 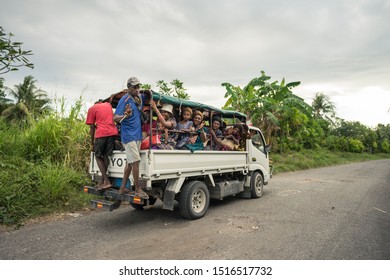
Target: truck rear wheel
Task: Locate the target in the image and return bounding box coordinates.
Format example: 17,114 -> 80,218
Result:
179,181 -> 210,220
251,171 -> 264,198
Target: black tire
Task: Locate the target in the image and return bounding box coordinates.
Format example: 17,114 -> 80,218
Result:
148,196 -> 157,205
250,171 -> 264,198
112,200 -> 122,210
179,181 -> 210,220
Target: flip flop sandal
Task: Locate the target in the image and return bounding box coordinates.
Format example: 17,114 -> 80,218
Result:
135,192 -> 149,199
97,184 -> 112,191
119,189 -> 135,195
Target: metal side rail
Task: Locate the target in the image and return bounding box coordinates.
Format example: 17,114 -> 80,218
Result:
83,186 -> 148,211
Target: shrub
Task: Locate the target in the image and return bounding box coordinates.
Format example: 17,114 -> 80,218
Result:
0,158 -> 90,225
381,139 -> 390,153
348,138 -> 364,153
0,97 -> 92,225
0,118 -> 25,157
23,113 -> 89,170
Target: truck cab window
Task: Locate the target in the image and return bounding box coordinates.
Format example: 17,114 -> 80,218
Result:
250,130 -> 265,153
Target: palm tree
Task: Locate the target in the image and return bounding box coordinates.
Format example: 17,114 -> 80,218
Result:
312,92 -> 336,119
1,75 -> 51,123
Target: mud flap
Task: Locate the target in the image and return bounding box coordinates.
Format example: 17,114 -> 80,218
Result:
162,190 -> 175,211
162,178 -> 185,211
239,174 -> 252,198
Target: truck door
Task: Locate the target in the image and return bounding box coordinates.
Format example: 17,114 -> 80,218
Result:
248,128 -> 270,181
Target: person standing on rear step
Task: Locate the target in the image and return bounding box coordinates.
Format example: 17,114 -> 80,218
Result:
113,76 -> 149,199
86,99 -> 118,190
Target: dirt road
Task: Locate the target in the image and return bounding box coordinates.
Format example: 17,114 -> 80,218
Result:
1,159 -> 389,260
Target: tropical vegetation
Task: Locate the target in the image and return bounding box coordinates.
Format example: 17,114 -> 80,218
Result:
1,75 -> 51,125
222,71 -> 390,154
0,30 -> 389,226
0,26 -> 34,75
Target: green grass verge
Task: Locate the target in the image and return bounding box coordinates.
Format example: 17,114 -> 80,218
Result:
0,157 -> 92,226
270,149 -> 390,174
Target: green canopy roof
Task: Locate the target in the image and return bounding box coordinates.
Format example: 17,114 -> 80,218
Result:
220,109 -> 247,121
151,91 -> 223,113
105,89 -> 247,122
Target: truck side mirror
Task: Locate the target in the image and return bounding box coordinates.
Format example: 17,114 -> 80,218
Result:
265,145 -> 271,153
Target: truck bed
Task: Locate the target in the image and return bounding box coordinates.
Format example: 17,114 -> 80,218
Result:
90,149 -> 249,186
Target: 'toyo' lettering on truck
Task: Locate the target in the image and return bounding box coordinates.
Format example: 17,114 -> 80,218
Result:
110,157 -> 126,168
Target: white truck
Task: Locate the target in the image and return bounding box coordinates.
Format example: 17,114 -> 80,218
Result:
84,91 -> 272,219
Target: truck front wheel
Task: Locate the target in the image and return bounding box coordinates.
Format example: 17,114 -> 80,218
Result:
179,181 -> 210,220
251,171 -> 264,198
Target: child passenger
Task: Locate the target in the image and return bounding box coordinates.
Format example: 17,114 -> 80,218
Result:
179,111 -> 207,152
206,116 -> 224,150
175,107 -> 194,149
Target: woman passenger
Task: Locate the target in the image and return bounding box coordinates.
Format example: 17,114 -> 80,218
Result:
150,100 -> 177,150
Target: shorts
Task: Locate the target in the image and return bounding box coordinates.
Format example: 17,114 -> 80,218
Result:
94,136 -> 116,158
123,141 -> 141,164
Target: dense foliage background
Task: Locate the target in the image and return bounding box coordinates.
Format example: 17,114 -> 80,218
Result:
222,71 -> 390,154
0,28 -> 389,225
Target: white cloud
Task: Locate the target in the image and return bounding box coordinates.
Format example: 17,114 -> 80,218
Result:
1,0 -> 390,126
333,87 -> 390,127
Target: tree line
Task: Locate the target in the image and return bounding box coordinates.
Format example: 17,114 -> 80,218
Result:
1,71 -> 390,154
222,71 -> 390,153
1,26 -> 389,154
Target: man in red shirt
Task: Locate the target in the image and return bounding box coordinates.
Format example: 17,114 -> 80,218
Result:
86,100 -> 118,190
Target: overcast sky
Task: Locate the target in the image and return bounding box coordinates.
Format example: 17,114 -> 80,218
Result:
2,0 -> 390,127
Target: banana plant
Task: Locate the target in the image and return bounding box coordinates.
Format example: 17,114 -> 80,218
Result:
222,70 -> 311,146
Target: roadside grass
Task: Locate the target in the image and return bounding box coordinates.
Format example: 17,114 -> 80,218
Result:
271,149 -> 390,174
0,99 -> 93,227
0,157 -> 91,226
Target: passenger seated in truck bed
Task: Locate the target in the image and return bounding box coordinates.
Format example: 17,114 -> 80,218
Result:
219,123 -> 248,151
175,107 -> 194,149
179,110 -> 207,152
205,116 -> 224,150
141,105 -> 157,139
150,100 -> 177,150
